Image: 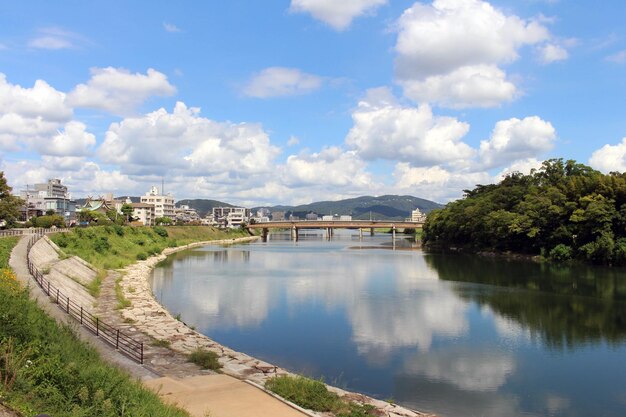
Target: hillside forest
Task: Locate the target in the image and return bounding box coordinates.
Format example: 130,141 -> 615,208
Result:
422,159 -> 626,265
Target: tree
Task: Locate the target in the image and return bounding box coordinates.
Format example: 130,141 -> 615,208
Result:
0,172 -> 23,228
155,217 -> 173,225
121,203 -> 134,223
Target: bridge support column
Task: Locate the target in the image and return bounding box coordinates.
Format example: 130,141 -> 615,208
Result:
370,228 -> 374,236
392,225 -> 396,240
359,228 -> 363,240
262,228 -> 268,242
291,226 -> 298,241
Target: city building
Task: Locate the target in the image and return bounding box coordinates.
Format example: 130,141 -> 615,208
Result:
174,205 -> 201,223
271,211 -> 285,221
20,179 -> 77,224
411,208 -> 427,222
305,213 -> 319,221
130,202 -> 156,226
140,186 -> 175,219
211,207 -> 251,228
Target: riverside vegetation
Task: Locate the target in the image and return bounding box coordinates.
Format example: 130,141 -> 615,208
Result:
423,159 -> 626,265
0,236 -> 191,417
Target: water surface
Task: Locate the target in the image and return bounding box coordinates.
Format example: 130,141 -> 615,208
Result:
151,231 -> 626,417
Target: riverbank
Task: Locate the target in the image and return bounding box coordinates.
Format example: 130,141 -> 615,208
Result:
118,236 -> 435,417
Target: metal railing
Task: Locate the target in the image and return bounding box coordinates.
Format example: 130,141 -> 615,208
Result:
26,234 -> 143,364
0,228 -> 72,238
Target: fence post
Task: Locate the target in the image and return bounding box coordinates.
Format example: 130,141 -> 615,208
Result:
47,281 -> 50,295
140,343 -> 144,364
67,297 -> 70,313
96,317 -> 99,336
116,330 -> 120,349
80,307 -> 83,324
56,288 -> 59,303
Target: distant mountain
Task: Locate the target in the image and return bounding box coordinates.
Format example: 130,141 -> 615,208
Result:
255,195 -> 442,220
175,199 -> 234,216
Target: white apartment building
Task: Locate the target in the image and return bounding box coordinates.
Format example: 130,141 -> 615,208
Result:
130,203 -> 156,226
411,208 -> 426,222
211,206 -> 251,228
140,186 -> 175,219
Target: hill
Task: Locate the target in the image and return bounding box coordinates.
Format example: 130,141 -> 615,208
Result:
175,199 -> 234,216
256,195 -> 442,220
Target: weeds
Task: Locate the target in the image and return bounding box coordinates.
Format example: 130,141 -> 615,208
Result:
151,339 -> 171,348
114,275 -> 131,309
0,337 -> 30,391
188,348 -> 221,371
265,375 -> 376,417
86,269 -> 107,297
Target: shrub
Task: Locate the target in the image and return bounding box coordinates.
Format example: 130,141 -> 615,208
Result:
188,348 -> 221,371
153,226 -> 168,238
93,236 -> 111,253
136,252 -> 147,261
549,244 -> 573,262
113,224 -> 124,236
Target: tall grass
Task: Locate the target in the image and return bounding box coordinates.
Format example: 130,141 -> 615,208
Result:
50,226 -> 247,270
0,237 -> 190,417
265,375 -> 376,417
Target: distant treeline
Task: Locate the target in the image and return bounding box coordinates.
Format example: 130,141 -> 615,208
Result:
423,159 -> 626,265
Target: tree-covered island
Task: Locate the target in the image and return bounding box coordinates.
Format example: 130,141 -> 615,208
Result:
423,159 -> 626,265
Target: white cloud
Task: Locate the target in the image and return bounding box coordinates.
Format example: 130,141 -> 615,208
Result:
395,0 -> 555,108
606,50 -> 626,64
67,67 -> 176,115
289,0 -> 387,30
393,163 -> 491,202
163,22 -> 181,33
0,73 -> 72,151
98,102 -> 280,179
243,67 -> 323,98
401,65 -> 517,108
345,88 -> 474,165
287,135 -> 300,146
283,147 -> 374,188
589,138 -> 626,173
0,74 -> 71,122
496,157 -> 543,180
28,27 -> 83,50
479,116 -> 556,169
37,121 -> 96,157
538,43 -> 568,63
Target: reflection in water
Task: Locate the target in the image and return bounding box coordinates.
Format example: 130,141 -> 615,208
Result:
151,234 -> 626,417
425,253 -> 626,348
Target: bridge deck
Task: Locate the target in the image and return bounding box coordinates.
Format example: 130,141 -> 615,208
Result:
247,220 -> 423,229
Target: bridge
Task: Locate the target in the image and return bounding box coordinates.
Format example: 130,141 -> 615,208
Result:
247,220 -> 424,241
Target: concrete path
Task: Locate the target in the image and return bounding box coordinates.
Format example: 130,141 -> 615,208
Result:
145,374 -> 310,417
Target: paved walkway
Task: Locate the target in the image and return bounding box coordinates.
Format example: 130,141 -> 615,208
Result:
145,375 -> 309,417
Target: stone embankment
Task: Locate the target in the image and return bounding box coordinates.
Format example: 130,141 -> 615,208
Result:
119,237 -> 435,417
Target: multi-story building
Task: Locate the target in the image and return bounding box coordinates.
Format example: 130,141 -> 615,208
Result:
20,179 -> 77,224
174,205 -> 200,223
140,186 -> 175,219
211,207 -> 251,228
130,203 -> 156,226
411,208 -> 426,222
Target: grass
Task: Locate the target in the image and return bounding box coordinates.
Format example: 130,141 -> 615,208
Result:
151,339 -> 171,348
86,269 -> 107,297
0,237 -> 191,417
114,274 -> 131,309
187,348 -> 221,371
0,237 -> 18,267
265,375 -> 376,417
50,226 -> 248,270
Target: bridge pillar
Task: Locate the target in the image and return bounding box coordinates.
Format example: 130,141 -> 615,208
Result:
370,228 -> 374,236
359,228 -> 363,240
291,226 -> 298,241
392,225 -> 396,240
262,228 -> 268,242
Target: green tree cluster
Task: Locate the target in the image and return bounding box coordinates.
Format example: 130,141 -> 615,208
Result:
423,159 -> 626,265
0,172 -> 23,228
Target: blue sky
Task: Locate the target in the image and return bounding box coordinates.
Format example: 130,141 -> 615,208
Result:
1,0 -> 625,206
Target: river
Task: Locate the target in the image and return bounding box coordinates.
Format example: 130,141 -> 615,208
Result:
150,231 -> 626,417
